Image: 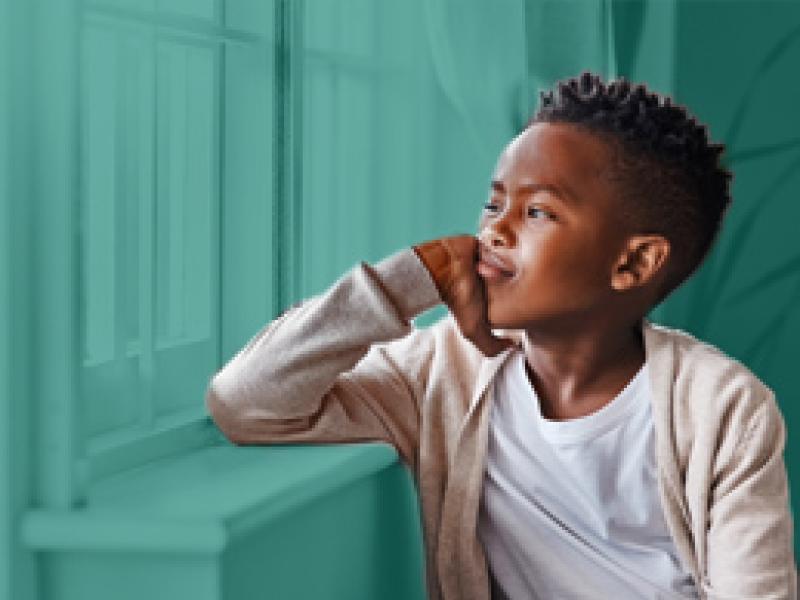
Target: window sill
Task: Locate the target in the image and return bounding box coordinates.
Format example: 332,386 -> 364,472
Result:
23,440 -> 401,553
21,440 -> 427,599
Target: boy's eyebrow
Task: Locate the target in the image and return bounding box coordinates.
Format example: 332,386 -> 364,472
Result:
490,179 -> 578,204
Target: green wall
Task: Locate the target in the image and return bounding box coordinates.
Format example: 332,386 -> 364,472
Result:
2,1 -> 798,599
660,1 -> 800,559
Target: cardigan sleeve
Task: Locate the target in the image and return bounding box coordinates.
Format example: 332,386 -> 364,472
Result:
204,247 -> 443,472
705,386 -> 797,599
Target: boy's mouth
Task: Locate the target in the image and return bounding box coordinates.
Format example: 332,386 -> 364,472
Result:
477,260 -> 515,281
477,247 -> 516,278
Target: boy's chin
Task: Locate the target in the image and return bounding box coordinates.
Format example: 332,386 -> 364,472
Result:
486,310 -> 520,331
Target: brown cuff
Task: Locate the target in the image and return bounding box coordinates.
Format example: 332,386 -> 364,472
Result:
412,240 -> 454,298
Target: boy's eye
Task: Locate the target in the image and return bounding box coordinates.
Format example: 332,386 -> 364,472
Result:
528,207 -> 550,219
482,203 -> 550,219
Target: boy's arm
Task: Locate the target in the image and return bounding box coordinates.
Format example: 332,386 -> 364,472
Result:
205,246 -> 446,471
705,387 -> 797,599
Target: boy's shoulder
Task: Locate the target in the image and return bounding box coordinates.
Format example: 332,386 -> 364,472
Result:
644,320 -> 781,435
405,315 -> 779,418
646,319 -> 771,393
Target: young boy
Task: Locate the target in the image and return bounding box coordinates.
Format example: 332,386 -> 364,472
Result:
206,72 -> 796,599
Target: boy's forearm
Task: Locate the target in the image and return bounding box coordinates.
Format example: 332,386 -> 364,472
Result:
207,247 -> 441,434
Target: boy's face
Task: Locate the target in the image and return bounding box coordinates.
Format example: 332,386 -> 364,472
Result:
477,121 -> 633,330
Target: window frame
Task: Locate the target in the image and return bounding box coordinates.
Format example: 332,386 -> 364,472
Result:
71,0 -> 297,497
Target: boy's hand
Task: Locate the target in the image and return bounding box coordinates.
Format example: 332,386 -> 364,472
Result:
413,235 -> 515,357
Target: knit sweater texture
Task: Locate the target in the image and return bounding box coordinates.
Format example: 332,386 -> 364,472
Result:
206,246 -> 797,600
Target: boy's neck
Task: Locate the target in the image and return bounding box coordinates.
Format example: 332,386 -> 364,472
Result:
521,319 -> 646,421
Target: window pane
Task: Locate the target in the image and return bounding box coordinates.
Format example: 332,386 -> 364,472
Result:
79,8 -> 224,464
300,0 -> 528,330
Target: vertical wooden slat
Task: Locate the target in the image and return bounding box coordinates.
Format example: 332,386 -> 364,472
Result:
0,5 -> 10,594
273,0 -> 304,312
82,22 -> 143,438
83,27 -> 117,367
114,31 -> 129,374
290,1 -> 304,308
165,44 -> 186,342
272,0 -> 286,313
156,41 -> 171,344
140,22 -> 157,430
182,44 -> 215,342
210,22 -> 223,405
219,0 -> 275,363
31,0 -> 82,508
1,0 -> 40,596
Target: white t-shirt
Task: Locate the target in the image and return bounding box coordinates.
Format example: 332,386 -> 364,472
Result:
477,349 -> 699,600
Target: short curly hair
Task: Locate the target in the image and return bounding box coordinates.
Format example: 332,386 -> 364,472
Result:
527,71 -> 733,306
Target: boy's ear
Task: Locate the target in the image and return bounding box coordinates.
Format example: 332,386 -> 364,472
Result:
611,235 -> 670,292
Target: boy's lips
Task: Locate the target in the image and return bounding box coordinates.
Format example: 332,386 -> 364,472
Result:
478,247 -> 516,277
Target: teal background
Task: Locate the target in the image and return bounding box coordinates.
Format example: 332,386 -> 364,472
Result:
1,0 -> 798,598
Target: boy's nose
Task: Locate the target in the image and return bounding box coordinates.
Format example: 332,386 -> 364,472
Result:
480,214 -> 516,248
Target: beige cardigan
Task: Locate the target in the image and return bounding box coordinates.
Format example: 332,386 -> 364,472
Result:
205,246 -> 797,600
